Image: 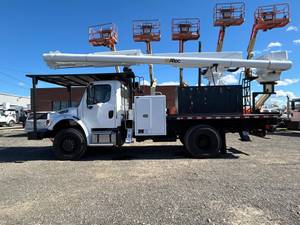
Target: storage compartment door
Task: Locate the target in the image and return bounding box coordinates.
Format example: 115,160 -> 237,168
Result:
135,97 -> 151,135
134,96 -> 166,136
150,96 -> 166,135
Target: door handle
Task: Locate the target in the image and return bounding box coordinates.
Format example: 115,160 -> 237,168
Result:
108,110 -> 114,119
87,105 -> 93,109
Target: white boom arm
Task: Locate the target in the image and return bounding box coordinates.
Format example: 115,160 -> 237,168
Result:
43,49 -> 292,84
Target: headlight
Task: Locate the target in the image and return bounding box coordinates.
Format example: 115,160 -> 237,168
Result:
46,119 -> 52,127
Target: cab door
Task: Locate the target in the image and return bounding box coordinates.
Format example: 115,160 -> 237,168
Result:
82,81 -> 117,130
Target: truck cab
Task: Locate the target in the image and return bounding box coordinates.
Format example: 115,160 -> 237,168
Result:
288,98 -> 300,129
47,78 -> 132,150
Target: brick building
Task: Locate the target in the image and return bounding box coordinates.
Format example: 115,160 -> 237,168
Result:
34,86 -> 177,113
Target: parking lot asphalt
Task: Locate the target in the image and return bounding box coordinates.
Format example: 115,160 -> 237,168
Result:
0,127 -> 299,225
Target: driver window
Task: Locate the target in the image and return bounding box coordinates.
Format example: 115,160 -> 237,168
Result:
93,84 -> 111,104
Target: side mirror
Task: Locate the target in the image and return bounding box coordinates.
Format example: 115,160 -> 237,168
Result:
86,84 -> 94,106
291,101 -> 295,110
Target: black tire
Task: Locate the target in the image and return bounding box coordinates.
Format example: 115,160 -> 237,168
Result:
251,129 -> 267,137
8,120 -> 14,127
53,128 -> 87,160
184,125 -> 222,158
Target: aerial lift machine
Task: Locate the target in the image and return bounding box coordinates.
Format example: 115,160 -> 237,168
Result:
133,19 -> 161,94
26,3 -> 292,160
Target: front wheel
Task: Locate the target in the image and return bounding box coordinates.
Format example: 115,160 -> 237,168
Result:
184,125 -> 222,158
8,120 -> 14,127
53,128 -> 87,160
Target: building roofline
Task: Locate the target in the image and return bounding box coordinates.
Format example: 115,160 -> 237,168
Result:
0,92 -> 30,99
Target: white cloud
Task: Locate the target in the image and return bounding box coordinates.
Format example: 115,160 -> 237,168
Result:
159,81 -> 179,86
18,82 -> 25,87
275,90 -> 296,99
277,78 -> 299,86
268,90 -> 298,107
253,50 -> 262,56
286,25 -> 298,32
141,80 -> 150,86
220,74 -> 238,85
267,42 -> 282,48
269,98 -> 285,107
293,39 -> 300,45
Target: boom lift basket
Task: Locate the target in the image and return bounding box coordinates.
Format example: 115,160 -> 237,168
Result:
172,18 -> 200,40
214,2 -> 245,27
88,23 -> 118,48
133,20 -> 161,42
254,3 -> 290,30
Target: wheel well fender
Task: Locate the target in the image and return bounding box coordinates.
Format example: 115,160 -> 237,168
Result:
52,119 -> 88,138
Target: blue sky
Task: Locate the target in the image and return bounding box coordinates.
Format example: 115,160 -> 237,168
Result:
0,0 -> 299,104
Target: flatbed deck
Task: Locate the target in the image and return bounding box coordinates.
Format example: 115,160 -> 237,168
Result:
167,113 -> 278,120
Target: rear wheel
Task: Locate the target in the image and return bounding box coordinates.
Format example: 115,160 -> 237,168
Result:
53,128 -> 87,160
184,125 -> 221,158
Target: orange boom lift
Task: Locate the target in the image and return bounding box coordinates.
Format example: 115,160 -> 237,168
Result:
244,3 -> 290,112
133,20 -> 161,94
172,18 -> 200,86
214,2 -> 245,52
88,23 -> 120,72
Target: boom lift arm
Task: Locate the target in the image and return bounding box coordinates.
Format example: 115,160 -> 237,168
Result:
43,50 -> 292,86
133,20 -> 161,94
245,3 -> 290,111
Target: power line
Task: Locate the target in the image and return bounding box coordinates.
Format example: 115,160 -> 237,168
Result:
0,70 -> 31,86
0,65 -> 32,74
0,76 -> 29,91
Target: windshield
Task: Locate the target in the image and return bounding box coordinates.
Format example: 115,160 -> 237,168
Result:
294,101 -> 300,110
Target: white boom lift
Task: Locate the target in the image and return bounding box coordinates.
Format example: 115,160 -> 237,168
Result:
44,49 -> 291,85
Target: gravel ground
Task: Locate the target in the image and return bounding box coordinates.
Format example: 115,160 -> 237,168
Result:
0,127 -> 299,225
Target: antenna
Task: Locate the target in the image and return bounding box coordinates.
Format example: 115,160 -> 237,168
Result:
213,2 -> 245,52
172,18 -> 200,86
88,23 -> 120,72
133,20 -> 160,94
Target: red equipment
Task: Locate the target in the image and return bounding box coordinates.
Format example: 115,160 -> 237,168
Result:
247,3 -> 290,59
88,23 -> 118,50
133,20 -> 161,91
171,18 -> 200,86
214,2 -> 245,52
133,20 -> 160,43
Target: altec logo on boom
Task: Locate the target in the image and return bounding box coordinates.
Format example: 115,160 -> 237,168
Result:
168,58 -> 181,64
